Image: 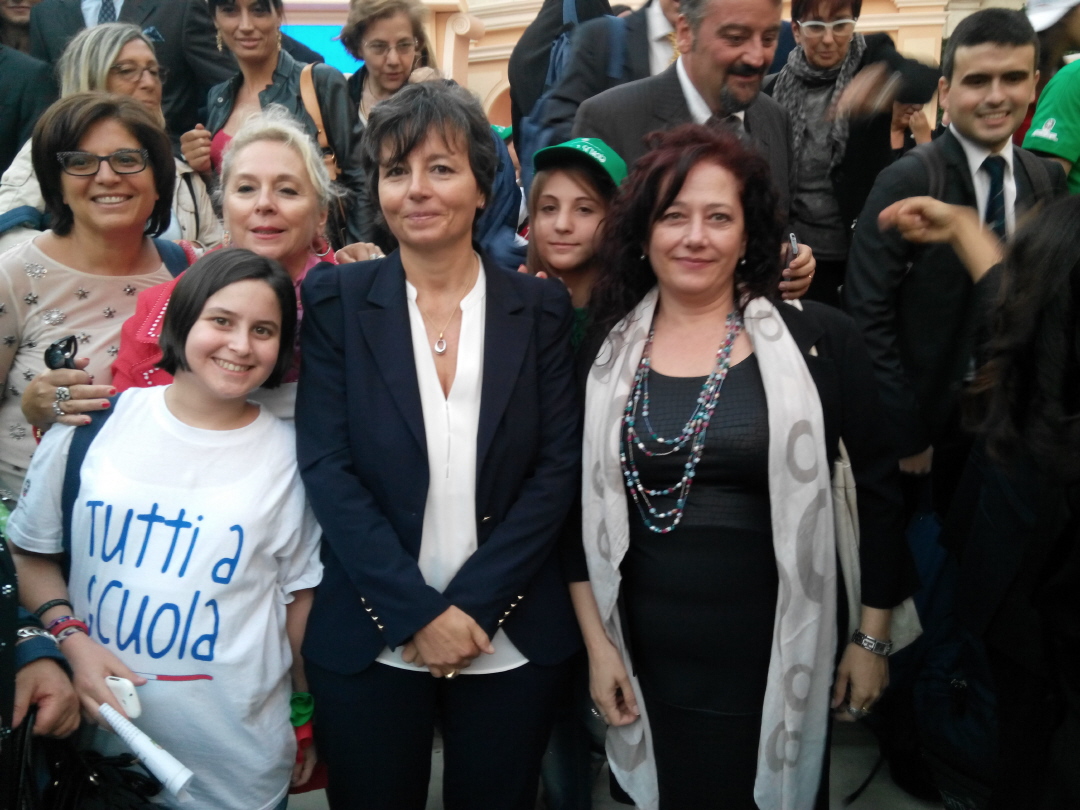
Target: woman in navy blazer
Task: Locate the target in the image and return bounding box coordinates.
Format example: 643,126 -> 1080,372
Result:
295,81 -> 582,809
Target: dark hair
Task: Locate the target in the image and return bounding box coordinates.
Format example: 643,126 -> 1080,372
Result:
207,0 -> 283,16
525,157 -> 618,276
360,80 -> 497,231
791,0 -> 862,23
942,9 -> 1038,81
968,197 -> 1080,480
588,124 -> 783,339
158,248 -> 297,389
340,0 -> 431,64
31,93 -> 175,238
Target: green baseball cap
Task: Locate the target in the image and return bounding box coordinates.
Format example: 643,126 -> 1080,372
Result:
491,124 -> 513,141
533,138 -> 627,187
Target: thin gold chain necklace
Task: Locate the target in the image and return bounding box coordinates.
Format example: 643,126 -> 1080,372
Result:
417,269 -> 476,355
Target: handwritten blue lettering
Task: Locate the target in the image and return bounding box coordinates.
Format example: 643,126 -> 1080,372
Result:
211,526 -> 244,585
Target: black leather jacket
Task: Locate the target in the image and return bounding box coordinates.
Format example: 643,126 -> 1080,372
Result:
205,49 -> 374,243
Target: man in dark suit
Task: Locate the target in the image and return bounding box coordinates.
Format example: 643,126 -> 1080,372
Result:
0,44 -> 56,176
29,0 -> 235,141
573,0 -> 814,298
843,8 -> 1067,494
541,0 -> 679,143
574,0 -> 793,216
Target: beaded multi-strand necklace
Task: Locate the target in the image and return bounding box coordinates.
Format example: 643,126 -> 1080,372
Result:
620,311 -> 744,534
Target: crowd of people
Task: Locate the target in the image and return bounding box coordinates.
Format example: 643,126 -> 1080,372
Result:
1,1 -> 1078,810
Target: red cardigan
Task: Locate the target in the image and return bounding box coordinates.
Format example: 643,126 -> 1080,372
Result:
111,245 -> 335,391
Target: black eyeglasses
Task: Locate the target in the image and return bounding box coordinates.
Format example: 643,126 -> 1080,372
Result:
108,62 -> 169,84
56,149 -> 150,176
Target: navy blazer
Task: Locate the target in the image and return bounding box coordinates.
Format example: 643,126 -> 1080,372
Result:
296,253 -> 583,675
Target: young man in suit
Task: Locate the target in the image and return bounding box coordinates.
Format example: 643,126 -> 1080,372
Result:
572,0 -> 815,299
843,16 -> 1067,797
844,8 -> 1067,499
28,0 -> 235,142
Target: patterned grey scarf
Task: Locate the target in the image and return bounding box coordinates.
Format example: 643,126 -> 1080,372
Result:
772,33 -> 867,173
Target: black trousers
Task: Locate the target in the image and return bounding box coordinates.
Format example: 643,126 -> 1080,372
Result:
308,657 -> 571,810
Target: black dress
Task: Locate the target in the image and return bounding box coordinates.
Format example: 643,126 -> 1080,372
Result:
620,357 -> 776,809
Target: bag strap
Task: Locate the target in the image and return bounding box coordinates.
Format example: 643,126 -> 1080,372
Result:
299,64 -> 340,180
911,139 -> 948,201
562,0 -> 578,27
152,238 -> 189,278
605,15 -> 627,80
61,396 -> 118,560
181,173 -> 200,241
1013,147 -> 1055,204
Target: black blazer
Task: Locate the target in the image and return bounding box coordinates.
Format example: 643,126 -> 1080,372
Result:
0,45 -> 56,176
843,131 -> 1068,458
296,254 -> 584,674
539,1 -> 652,144
776,302 -> 916,609
29,0 -> 236,140
572,63 -> 796,223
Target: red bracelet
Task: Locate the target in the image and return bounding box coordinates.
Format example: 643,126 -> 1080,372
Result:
46,614 -> 77,631
48,618 -> 89,637
55,625 -> 89,644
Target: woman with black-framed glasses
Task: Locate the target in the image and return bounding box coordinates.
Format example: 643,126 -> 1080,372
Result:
0,92 -> 180,497
763,0 -> 939,308
0,23 -> 222,255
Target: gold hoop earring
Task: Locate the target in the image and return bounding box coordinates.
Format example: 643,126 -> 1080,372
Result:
216,31 -> 223,52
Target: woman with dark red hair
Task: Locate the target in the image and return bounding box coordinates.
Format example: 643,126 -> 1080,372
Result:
571,124 -> 915,809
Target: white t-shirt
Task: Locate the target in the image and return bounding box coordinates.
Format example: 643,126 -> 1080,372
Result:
376,261 -> 526,675
7,386 -> 322,810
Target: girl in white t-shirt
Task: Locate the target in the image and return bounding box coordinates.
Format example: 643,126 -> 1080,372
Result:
8,248 -> 323,810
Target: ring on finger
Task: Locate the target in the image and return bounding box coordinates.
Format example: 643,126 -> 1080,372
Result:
52,401 -> 65,417
444,669 -> 459,680
590,707 -> 603,719
55,385 -> 72,402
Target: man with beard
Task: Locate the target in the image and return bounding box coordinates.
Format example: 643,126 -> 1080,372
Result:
573,0 -> 794,220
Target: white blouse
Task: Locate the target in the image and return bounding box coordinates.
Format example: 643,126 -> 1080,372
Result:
376,259 -> 527,675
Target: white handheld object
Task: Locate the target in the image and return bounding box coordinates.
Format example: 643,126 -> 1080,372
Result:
105,676 -> 142,718
98,703 -> 194,800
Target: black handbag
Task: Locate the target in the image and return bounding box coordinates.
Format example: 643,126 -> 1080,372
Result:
9,707 -> 163,810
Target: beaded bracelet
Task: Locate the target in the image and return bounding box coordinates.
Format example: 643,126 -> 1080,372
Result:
55,625 -> 89,644
290,692 -> 314,727
46,614 -> 78,631
33,598 -> 73,619
48,617 -> 89,638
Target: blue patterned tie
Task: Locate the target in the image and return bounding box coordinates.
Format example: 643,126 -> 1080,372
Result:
983,155 -> 1006,240
98,0 -> 117,24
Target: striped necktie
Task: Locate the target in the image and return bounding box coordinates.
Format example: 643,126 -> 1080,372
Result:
983,155 -> 1006,240
98,0 -> 117,24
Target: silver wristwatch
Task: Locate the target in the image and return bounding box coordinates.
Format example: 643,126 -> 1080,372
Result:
851,630 -> 892,656
16,626 -> 58,645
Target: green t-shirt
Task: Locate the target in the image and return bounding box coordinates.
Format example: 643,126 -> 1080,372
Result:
1024,59 -> 1080,195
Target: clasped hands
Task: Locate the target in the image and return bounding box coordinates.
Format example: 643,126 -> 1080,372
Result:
401,605 -> 495,678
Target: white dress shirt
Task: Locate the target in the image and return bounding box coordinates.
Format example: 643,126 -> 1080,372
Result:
81,0 -> 125,26
646,0 -> 676,76
950,124 -> 1018,236
376,260 -> 528,675
676,56 -> 746,128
